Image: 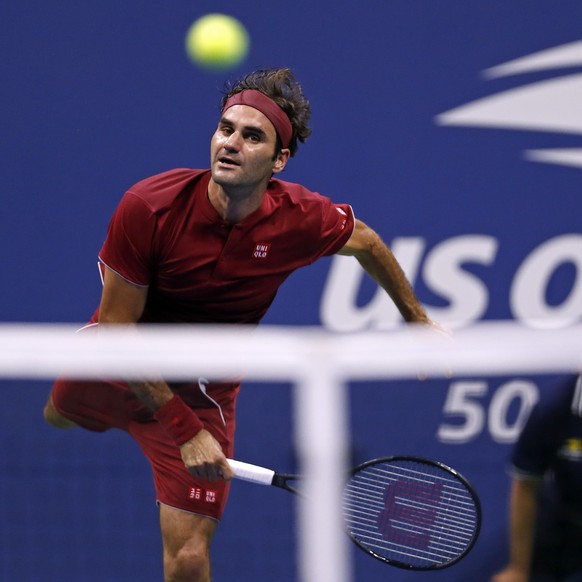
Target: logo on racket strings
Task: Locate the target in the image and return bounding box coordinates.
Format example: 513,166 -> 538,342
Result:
377,479 -> 443,549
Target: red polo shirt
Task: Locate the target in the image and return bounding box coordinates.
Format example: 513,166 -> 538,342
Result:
96,168 -> 355,324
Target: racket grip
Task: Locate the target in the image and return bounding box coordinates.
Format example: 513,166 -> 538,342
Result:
227,459 -> 275,486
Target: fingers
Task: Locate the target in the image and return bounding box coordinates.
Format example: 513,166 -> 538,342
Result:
415,319 -> 454,380
185,459 -> 234,482
186,461 -> 230,482
219,458 -> 234,481
421,319 -> 452,338
179,429 -> 233,482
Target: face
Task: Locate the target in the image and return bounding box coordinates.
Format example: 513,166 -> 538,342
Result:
210,104 -> 289,195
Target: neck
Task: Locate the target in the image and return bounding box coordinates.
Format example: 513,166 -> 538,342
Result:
207,179 -> 266,223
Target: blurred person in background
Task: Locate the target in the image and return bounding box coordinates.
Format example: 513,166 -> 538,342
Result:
492,375 -> 582,582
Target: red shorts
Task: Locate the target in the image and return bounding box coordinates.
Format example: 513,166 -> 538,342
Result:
51,376 -> 240,520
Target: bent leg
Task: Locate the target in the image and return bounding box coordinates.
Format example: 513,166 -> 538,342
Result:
159,503 -> 218,582
46,377 -> 150,432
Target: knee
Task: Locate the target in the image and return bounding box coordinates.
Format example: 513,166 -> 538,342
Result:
164,540 -> 211,582
43,396 -> 77,429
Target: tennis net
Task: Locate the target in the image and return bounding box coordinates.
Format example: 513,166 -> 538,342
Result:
1,322 -> 580,581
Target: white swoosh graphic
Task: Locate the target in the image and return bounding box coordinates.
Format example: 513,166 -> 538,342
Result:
524,148 -> 582,169
436,41 -> 582,170
483,40 -> 582,79
435,73 -> 582,134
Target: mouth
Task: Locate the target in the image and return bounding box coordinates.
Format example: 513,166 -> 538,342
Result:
217,156 -> 240,168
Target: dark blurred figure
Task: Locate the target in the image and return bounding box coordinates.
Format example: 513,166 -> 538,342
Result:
492,375 -> 582,582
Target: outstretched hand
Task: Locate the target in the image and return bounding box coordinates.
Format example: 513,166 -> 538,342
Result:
179,429 -> 234,482
414,318 -> 453,380
423,318 -> 452,338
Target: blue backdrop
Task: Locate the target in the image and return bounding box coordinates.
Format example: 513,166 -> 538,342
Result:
2,1 -> 582,580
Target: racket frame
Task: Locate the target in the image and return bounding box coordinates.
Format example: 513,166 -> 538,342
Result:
228,455 -> 481,570
344,455 -> 482,570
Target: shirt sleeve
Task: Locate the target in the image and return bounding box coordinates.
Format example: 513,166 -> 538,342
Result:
314,200 -> 355,258
98,191 -> 157,286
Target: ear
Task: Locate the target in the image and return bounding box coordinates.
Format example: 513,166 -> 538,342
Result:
272,149 -> 291,174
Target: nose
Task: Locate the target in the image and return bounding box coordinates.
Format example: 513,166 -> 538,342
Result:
223,131 -> 242,151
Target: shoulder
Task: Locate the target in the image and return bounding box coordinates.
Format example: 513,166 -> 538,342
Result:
534,375 -> 580,423
518,375 -> 578,437
268,176 -> 353,228
124,168 -> 210,213
267,178 -> 334,209
266,178 -> 349,229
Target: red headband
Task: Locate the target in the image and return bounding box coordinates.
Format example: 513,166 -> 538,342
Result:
222,90 -> 293,149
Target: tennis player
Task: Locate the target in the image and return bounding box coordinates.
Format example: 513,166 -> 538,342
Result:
43,67 -> 439,582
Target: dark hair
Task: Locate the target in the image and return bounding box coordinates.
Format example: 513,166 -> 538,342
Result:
221,68 -> 312,157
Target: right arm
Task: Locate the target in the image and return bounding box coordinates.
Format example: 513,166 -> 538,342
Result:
490,477 -> 541,582
337,219 -> 430,324
98,266 -> 233,481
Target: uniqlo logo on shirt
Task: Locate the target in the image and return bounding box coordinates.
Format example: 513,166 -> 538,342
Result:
189,487 -> 202,500
252,243 -> 271,259
205,490 -> 217,503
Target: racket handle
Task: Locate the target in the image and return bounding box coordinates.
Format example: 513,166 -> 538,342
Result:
227,459 -> 275,486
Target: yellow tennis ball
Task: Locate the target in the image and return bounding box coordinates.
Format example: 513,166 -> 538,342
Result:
185,14 -> 250,71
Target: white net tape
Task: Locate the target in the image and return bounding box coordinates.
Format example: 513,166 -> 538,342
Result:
1,321 -> 581,582
1,321 -> 581,380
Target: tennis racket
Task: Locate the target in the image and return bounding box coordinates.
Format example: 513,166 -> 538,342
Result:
227,456 -> 481,571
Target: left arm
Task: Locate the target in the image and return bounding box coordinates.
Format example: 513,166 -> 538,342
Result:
337,219 -> 430,324
490,477 -> 541,582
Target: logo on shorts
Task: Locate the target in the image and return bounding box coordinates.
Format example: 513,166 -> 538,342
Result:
188,487 -> 218,503
189,487 -> 202,500
252,243 -> 271,259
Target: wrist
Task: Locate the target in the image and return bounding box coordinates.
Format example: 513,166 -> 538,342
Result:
154,395 -> 203,446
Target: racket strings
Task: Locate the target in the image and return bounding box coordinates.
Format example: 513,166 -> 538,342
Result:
343,459 -> 479,569
347,478 -> 477,531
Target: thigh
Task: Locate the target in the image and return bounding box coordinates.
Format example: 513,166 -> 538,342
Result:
51,377 -> 151,431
